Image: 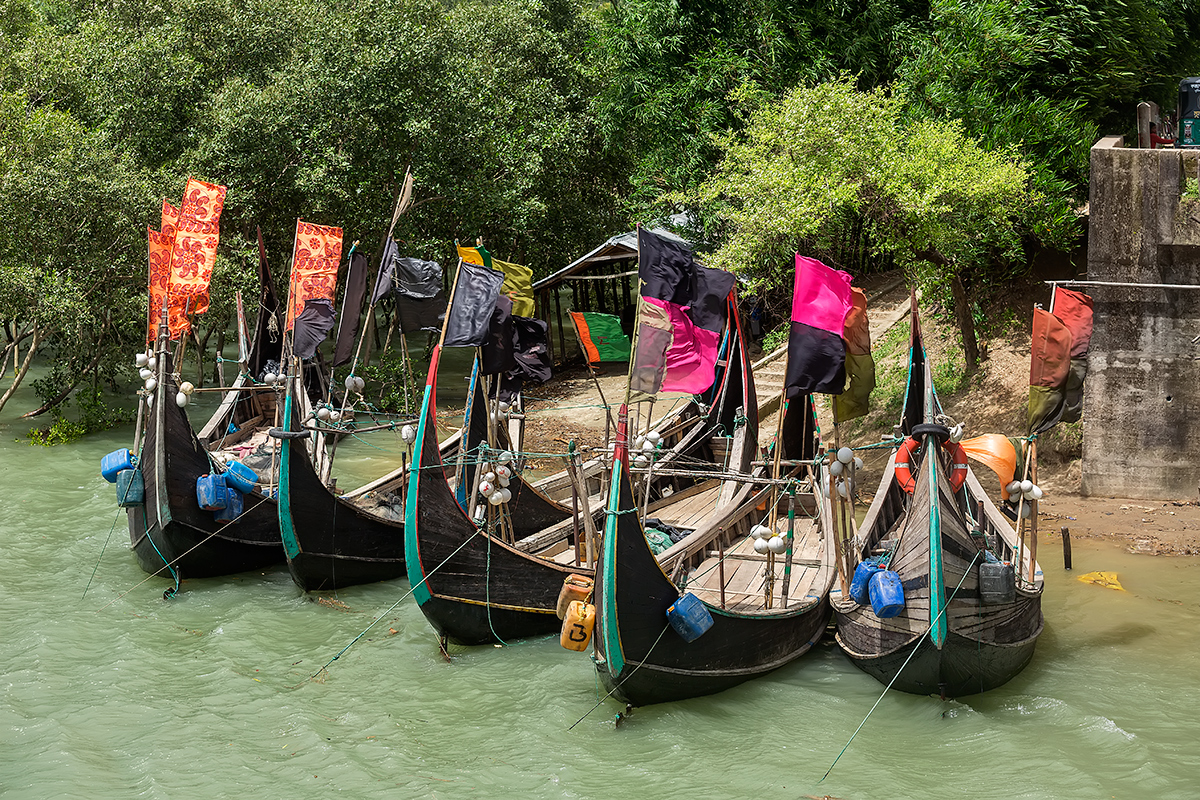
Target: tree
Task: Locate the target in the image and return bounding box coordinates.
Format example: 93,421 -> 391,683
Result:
694,78 -> 1075,371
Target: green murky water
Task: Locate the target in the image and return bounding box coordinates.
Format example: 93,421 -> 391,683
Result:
3,366 -> 1199,799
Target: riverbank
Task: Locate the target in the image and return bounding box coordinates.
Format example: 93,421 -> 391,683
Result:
522,300 -> 1200,558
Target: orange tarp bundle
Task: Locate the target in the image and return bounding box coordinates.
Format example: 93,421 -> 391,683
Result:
287,219 -> 343,330
959,433 -> 1017,499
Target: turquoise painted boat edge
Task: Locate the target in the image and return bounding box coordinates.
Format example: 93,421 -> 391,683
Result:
454,357 -> 481,509
598,457 -> 625,677
278,389 -> 301,561
404,348 -> 440,607
928,440 -> 946,648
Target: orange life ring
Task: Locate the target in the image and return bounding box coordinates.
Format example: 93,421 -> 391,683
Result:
946,441 -> 968,493
893,437 -> 920,494
894,437 -> 969,494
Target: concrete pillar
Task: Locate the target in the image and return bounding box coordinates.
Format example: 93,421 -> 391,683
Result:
1082,137 -> 1200,499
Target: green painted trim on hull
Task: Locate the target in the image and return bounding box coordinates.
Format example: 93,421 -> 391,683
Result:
599,456 -> 626,677
928,440 -> 946,648
278,390 -> 301,561
403,347 -> 440,607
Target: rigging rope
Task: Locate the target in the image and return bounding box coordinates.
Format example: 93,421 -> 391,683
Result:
818,549 -> 984,784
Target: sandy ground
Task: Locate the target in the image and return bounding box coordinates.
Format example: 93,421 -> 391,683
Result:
522,280 -> 1200,558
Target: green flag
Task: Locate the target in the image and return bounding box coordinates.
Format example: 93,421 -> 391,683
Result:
570,311 -> 631,363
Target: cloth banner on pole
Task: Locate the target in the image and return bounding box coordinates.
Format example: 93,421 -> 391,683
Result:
287,219 -> 343,332
167,178 -> 226,332
570,311 -> 631,363
785,254 -> 853,397
444,261 -> 505,348
832,286 -> 876,421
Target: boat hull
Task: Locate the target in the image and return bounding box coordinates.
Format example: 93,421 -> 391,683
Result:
129,358 -> 282,579
835,620 -> 1042,696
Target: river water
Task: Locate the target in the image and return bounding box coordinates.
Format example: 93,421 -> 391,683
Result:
3,365 -> 1199,799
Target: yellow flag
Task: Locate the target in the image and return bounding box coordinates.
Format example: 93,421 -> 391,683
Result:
493,258 -> 534,317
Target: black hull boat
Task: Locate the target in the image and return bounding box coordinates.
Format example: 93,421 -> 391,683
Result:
403,346 -> 583,645
589,297 -> 840,706
832,305 -> 1043,697
129,351 -> 282,579
403,300 -> 754,647
126,241 -> 286,581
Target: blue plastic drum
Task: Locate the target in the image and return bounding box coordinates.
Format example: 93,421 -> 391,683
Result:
869,569 -> 906,618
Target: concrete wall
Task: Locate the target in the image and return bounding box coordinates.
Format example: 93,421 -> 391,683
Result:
1083,137 -> 1200,499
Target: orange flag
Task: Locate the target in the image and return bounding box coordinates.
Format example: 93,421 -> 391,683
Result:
166,178 -> 226,335
959,434 -> 1017,499
147,228 -> 174,341
286,219 -> 343,330
161,199 -> 180,238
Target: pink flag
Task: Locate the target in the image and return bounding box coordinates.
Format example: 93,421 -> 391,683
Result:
645,297 -> 723,394
792,255 -> 853,334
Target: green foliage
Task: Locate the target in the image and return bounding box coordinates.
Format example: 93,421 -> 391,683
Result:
1,0 -> 625,416
900,0 -> 1200,204
359,350 -> 421,416
589,0 -> 925,213
695,78 -> 1059,302
26,387 -> 133,445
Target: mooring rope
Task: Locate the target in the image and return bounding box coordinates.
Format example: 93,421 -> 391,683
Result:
302,523 -> 489,683
567,620 -> 674,731
818,549 -> 983,784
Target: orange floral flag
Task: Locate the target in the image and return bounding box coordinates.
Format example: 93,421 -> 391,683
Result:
161,199 -> 180,238
147,227 -> 174,342
286,219 -> 343,330
166,178 -> 226,336
959,434 -> 1017,499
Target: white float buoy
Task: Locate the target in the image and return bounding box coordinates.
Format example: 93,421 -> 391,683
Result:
1020,504 -> 1033,519
830,460 -> 844,477
316,407 -> 332,421
330,410 -> 342,423
135,353 -> 149,367
642,440 -> 656,451
853,456 -> 864,471
836,480 -> 850,499
1020,479 -> 1034,493
479,481 -> 494,496
400,425 -> 416,444
646,430 -> 661,444
837,447 -> 854,464
767,536 -> 787,554
497,451 -> 513,465
139,368 -> 153,380
498,488 -> 511,503
753,538 -> 771,554
488,492 -> 504,506
1005,481 -> 1022,495
750,524 -> 771,540
950,423 -> 965,443
146,394 -> 154,409
484,471 -> 496,483
498,401 -> 511,412
144,377 -> 157,392
146,357 -> 157,371
264,372 -> 277,384
1031,484 -> 1044,501
175,392 -> 187,407
180,381 -> 195,396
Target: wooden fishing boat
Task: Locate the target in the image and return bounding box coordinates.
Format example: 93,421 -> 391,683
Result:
402,292 -> 754,647
127,246 -> 286,580
274,356 -> 518,592
832,308 -> 1044,697
591,299 -> 839,706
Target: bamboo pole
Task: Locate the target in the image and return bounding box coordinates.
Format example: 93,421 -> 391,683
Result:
1029,439 -> 1039,584
781,486 -> 796,608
